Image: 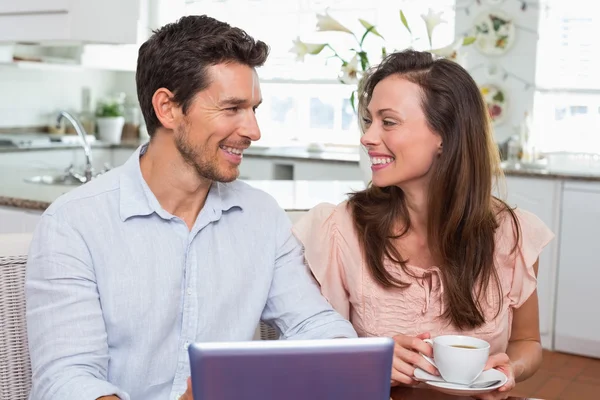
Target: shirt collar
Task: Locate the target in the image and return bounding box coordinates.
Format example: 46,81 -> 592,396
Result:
119,143 -> 244,222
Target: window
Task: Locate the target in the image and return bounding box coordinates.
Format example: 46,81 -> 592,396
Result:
184,0 -> 456,146
533,0 -> 600,154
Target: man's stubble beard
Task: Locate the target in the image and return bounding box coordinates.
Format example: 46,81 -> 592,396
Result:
174,123 -> 238,183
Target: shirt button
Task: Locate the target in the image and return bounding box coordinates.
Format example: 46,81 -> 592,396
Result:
184,341 -> 190,350
186,288 -> 192,295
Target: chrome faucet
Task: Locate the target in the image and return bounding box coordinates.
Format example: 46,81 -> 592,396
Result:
56,111 -> 94,182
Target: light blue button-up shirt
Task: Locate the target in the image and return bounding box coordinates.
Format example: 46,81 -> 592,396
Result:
26,145 -> 356,400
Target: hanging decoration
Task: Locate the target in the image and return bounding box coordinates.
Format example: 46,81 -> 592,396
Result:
479,83 -> 509,125
455,0 -> 547,15
472,9 -> 517,56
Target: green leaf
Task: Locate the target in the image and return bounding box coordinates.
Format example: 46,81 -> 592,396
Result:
359,19 -> 384,39
400,10 -> 411,34
462,36 -> 476,46
493,91 -> 505,102
350,91 -> 356,113
381,46 -> 387,58
357,51 -> 369,71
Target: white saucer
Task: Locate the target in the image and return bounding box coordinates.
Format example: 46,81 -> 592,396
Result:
414,368 -> 508,396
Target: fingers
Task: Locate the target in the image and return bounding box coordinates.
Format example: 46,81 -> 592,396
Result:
394,335 -> 433,358
415,332 -> 431,340
484,353 -> 510,370
395,345 -> 439,376
497,378 -> 516,393
179,377 -> 193,400
391,356 -> 419,386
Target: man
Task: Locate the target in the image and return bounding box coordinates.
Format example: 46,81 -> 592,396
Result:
26,15 -> 356,400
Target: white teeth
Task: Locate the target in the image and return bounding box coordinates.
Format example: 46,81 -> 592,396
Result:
220,146 -> 243,155
370,157 -> 394,165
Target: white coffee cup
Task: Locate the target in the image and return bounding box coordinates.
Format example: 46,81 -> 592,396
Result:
422,335 -> 490,385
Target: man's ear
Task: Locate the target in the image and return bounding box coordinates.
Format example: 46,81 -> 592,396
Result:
152,88 -> 181,131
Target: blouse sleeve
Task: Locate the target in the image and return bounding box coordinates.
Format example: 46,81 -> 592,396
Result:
502,208 -> 555,308
291,203 -> 351,319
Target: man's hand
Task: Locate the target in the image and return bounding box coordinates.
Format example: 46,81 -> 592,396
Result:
179,377 -> 194,400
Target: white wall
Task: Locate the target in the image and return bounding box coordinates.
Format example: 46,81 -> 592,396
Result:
0,65 -> 118,128
114,71 -> 138,103
456,2 -> 540,143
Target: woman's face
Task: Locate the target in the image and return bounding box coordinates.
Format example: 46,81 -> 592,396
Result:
360,75 -> 442,189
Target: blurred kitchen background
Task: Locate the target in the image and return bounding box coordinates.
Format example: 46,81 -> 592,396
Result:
0,0 -> 599,367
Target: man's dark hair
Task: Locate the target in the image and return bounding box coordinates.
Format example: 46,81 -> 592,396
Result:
136,15 -> 270,136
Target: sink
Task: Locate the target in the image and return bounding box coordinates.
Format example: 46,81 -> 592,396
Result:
24,174 -> 84,186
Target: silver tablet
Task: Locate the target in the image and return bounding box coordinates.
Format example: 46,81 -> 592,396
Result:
188,337 -> 394,400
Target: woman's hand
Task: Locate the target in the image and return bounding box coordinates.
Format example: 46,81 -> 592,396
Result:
473,353 -> 516,400
390,332 -> 439,387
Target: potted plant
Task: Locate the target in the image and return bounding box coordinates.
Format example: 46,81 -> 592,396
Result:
96,93 -> 126,144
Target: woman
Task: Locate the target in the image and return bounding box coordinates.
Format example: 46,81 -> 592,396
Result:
293,50 -> 553,400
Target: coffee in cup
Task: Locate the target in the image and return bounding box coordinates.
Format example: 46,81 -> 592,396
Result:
422,335 -> 490,385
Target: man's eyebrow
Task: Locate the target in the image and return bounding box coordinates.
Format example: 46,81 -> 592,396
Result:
218,97 -> 249,107
218,97 -> 263,108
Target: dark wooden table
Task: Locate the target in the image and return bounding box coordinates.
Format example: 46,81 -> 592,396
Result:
391,387 -> 542,399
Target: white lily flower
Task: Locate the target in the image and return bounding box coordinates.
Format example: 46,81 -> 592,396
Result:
316,12 -> 353,34
339,54 -> 360,84
421,9 -> 446,48
289,37 -> 326,62
430,37 -> 463,59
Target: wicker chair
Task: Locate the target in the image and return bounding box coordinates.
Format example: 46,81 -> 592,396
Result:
257,322 -> 280,340
0,234 -> 33,400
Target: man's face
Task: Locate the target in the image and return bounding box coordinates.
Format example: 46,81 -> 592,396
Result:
174,63 -> 262,182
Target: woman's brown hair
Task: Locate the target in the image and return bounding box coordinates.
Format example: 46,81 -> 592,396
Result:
348,50 -> 520,330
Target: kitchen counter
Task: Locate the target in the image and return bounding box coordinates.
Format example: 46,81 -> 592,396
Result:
501,162 -> 600,182
3,141 -> 600,180
0,165 -> 365,212
0,141 -> 360,163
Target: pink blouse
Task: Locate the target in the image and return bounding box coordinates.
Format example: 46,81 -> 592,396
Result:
292,202 -> 554,355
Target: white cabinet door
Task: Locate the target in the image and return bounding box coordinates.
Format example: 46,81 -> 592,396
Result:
110,148 -> 137,168
0,0 -> 139,44
238,158 -> 274,180
503,176 -> 562,350
554,182 -> 600,358
293,160 -> 361,180
0,0 -> 68,14
0,150 -> 75,169
0,206 -> 42,234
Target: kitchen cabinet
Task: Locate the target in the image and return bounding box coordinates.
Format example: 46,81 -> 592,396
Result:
293,160 -> 361,181
81,0 -> 179,71
0,0 -> 140,44
503,176 -> 563,350
554,181 -> 600,358
111,148 -> 137,167
238,157 -> 276,180
0,148 -> 112,172
0,206 -> 42,234
238,157 -> 361,181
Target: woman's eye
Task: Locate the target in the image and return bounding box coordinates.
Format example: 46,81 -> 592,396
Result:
383,120 -> 395,126
227,107 -> 239,113
362,117 -> 372,125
